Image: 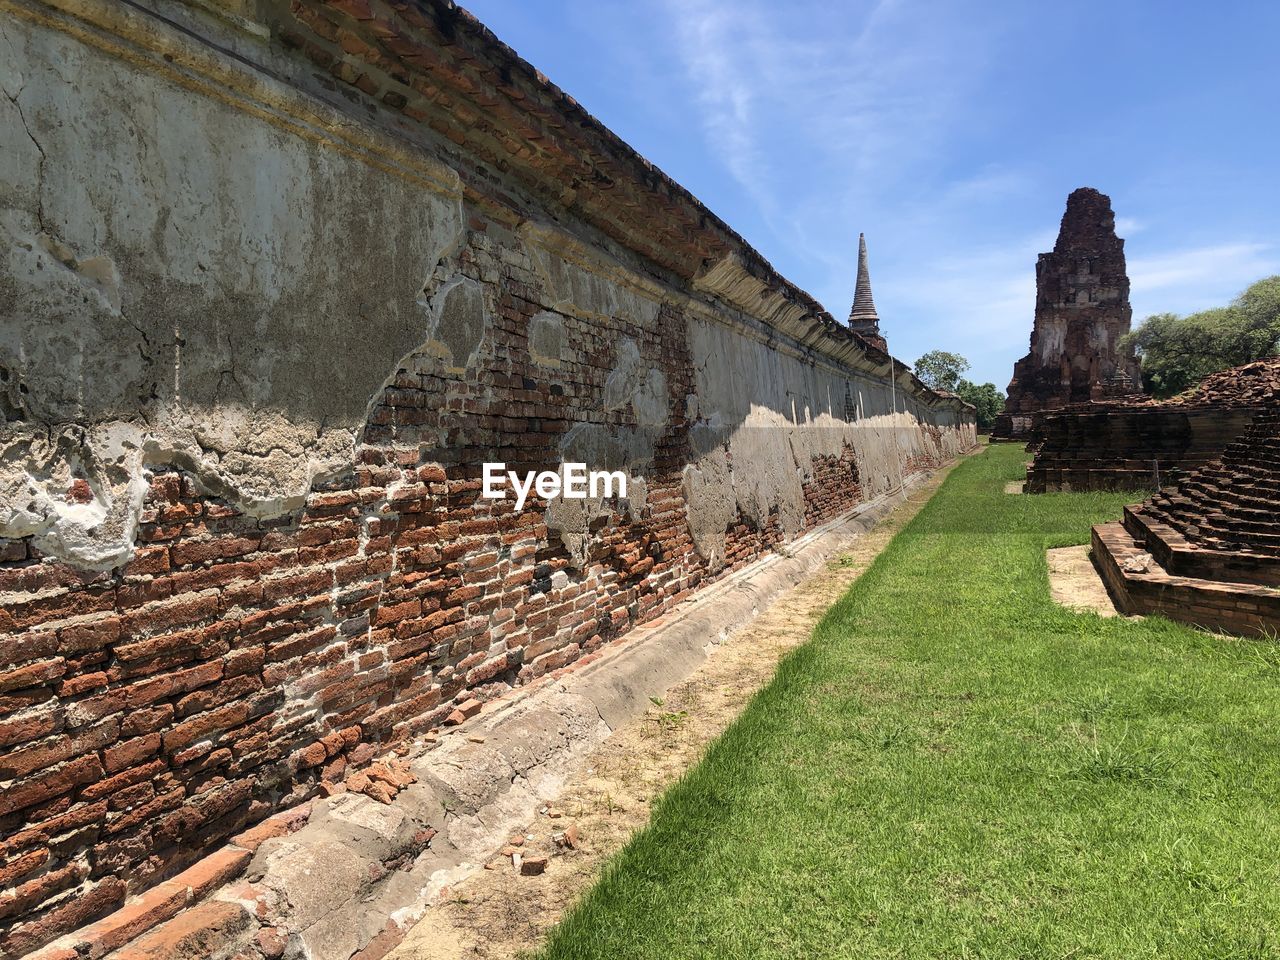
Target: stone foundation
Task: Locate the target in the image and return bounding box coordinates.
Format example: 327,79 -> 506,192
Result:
1026,358 -> 1280,493
1092,523 -> 1280,638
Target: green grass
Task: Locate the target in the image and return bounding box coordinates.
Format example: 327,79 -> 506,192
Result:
538,444 -> 1280,960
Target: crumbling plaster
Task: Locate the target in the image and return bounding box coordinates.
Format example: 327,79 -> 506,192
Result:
0,0 -> 967,578
518,239 -> 945,572
0,13 -> 465,568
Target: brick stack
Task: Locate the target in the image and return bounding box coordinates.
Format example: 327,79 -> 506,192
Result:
1162,357 -> 1280,407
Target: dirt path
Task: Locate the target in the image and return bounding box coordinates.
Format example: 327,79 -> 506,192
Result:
1047,545 -> 1125,618
390,462 -> 964,960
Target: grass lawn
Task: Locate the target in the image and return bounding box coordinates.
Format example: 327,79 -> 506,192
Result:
538,443 -> 1280,959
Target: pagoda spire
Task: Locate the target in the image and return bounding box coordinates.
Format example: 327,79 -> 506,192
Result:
848,233 -> 886,351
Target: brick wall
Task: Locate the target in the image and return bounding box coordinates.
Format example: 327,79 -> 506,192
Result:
1026,405 -> 1261,493
0,1 -> 974,952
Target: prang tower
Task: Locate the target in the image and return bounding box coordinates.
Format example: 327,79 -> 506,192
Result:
991,187 -> 1141,440
848,233 -> 887,353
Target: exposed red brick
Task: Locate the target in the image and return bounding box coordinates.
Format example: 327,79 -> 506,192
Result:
108,899 -> 252,960
0,877 -> 125,958
351,919 -> 405,960
121,592 -> 220,637
0,861 -> 87,925
0,717 -> 118,780
0,754 -> 104,817
162,702 -> 253,753
72,880 -> 190,959
104,733 -> 163,773
58,617 -> 122,653
229,804 -> 311,853
993,189 -> 1140,440
169,537 -> 259,568
0,704 -> 64,748
0,847 -> 48,889
0,658 -> 66,694
0,630 -> 57,667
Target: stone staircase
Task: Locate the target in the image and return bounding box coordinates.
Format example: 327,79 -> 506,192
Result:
1123,411 -> 1280,587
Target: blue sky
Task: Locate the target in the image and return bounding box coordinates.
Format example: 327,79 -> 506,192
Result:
463,0 -> 1280,387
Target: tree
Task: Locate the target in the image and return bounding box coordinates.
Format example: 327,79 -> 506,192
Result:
914,350 -> 970,393
955,379 -> 1005,433
1122,276 -> 1280,397
912,351 -> 1003,431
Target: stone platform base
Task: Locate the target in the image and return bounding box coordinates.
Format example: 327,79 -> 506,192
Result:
1047,546 -> 1122,618
1091,523 -> 1280,638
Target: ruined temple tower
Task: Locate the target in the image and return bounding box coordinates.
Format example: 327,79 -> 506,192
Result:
848,233 -> 887,353
990,187 -> 1141,440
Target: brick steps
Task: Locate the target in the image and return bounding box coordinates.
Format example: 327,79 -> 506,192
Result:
1094,406 -> 1280,633
1091,522 -> 1280,638
1136,412 -> 1280,568
1122,507 -> 1280,589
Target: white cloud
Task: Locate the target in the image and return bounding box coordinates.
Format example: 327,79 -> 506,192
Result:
1129,242 -> 1276,302
663,1 -> 773,210
661,0 -> 984,226
1128,242 -> 1280,332
879,232 -> 1051,383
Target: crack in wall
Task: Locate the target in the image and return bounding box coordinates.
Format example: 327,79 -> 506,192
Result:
6,84 -> 48,234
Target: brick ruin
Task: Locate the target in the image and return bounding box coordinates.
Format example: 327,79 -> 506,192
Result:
991,187 -> 1141,441
1026,358 -> 1280,493
0,0 -> 975,952
1094,408 -> 1280,637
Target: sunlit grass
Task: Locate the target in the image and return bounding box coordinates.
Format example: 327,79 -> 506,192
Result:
538,444 -> 1280,959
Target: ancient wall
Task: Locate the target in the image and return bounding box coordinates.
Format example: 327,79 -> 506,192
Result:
0,1 -> 974,952
991,188 -> 1141,441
